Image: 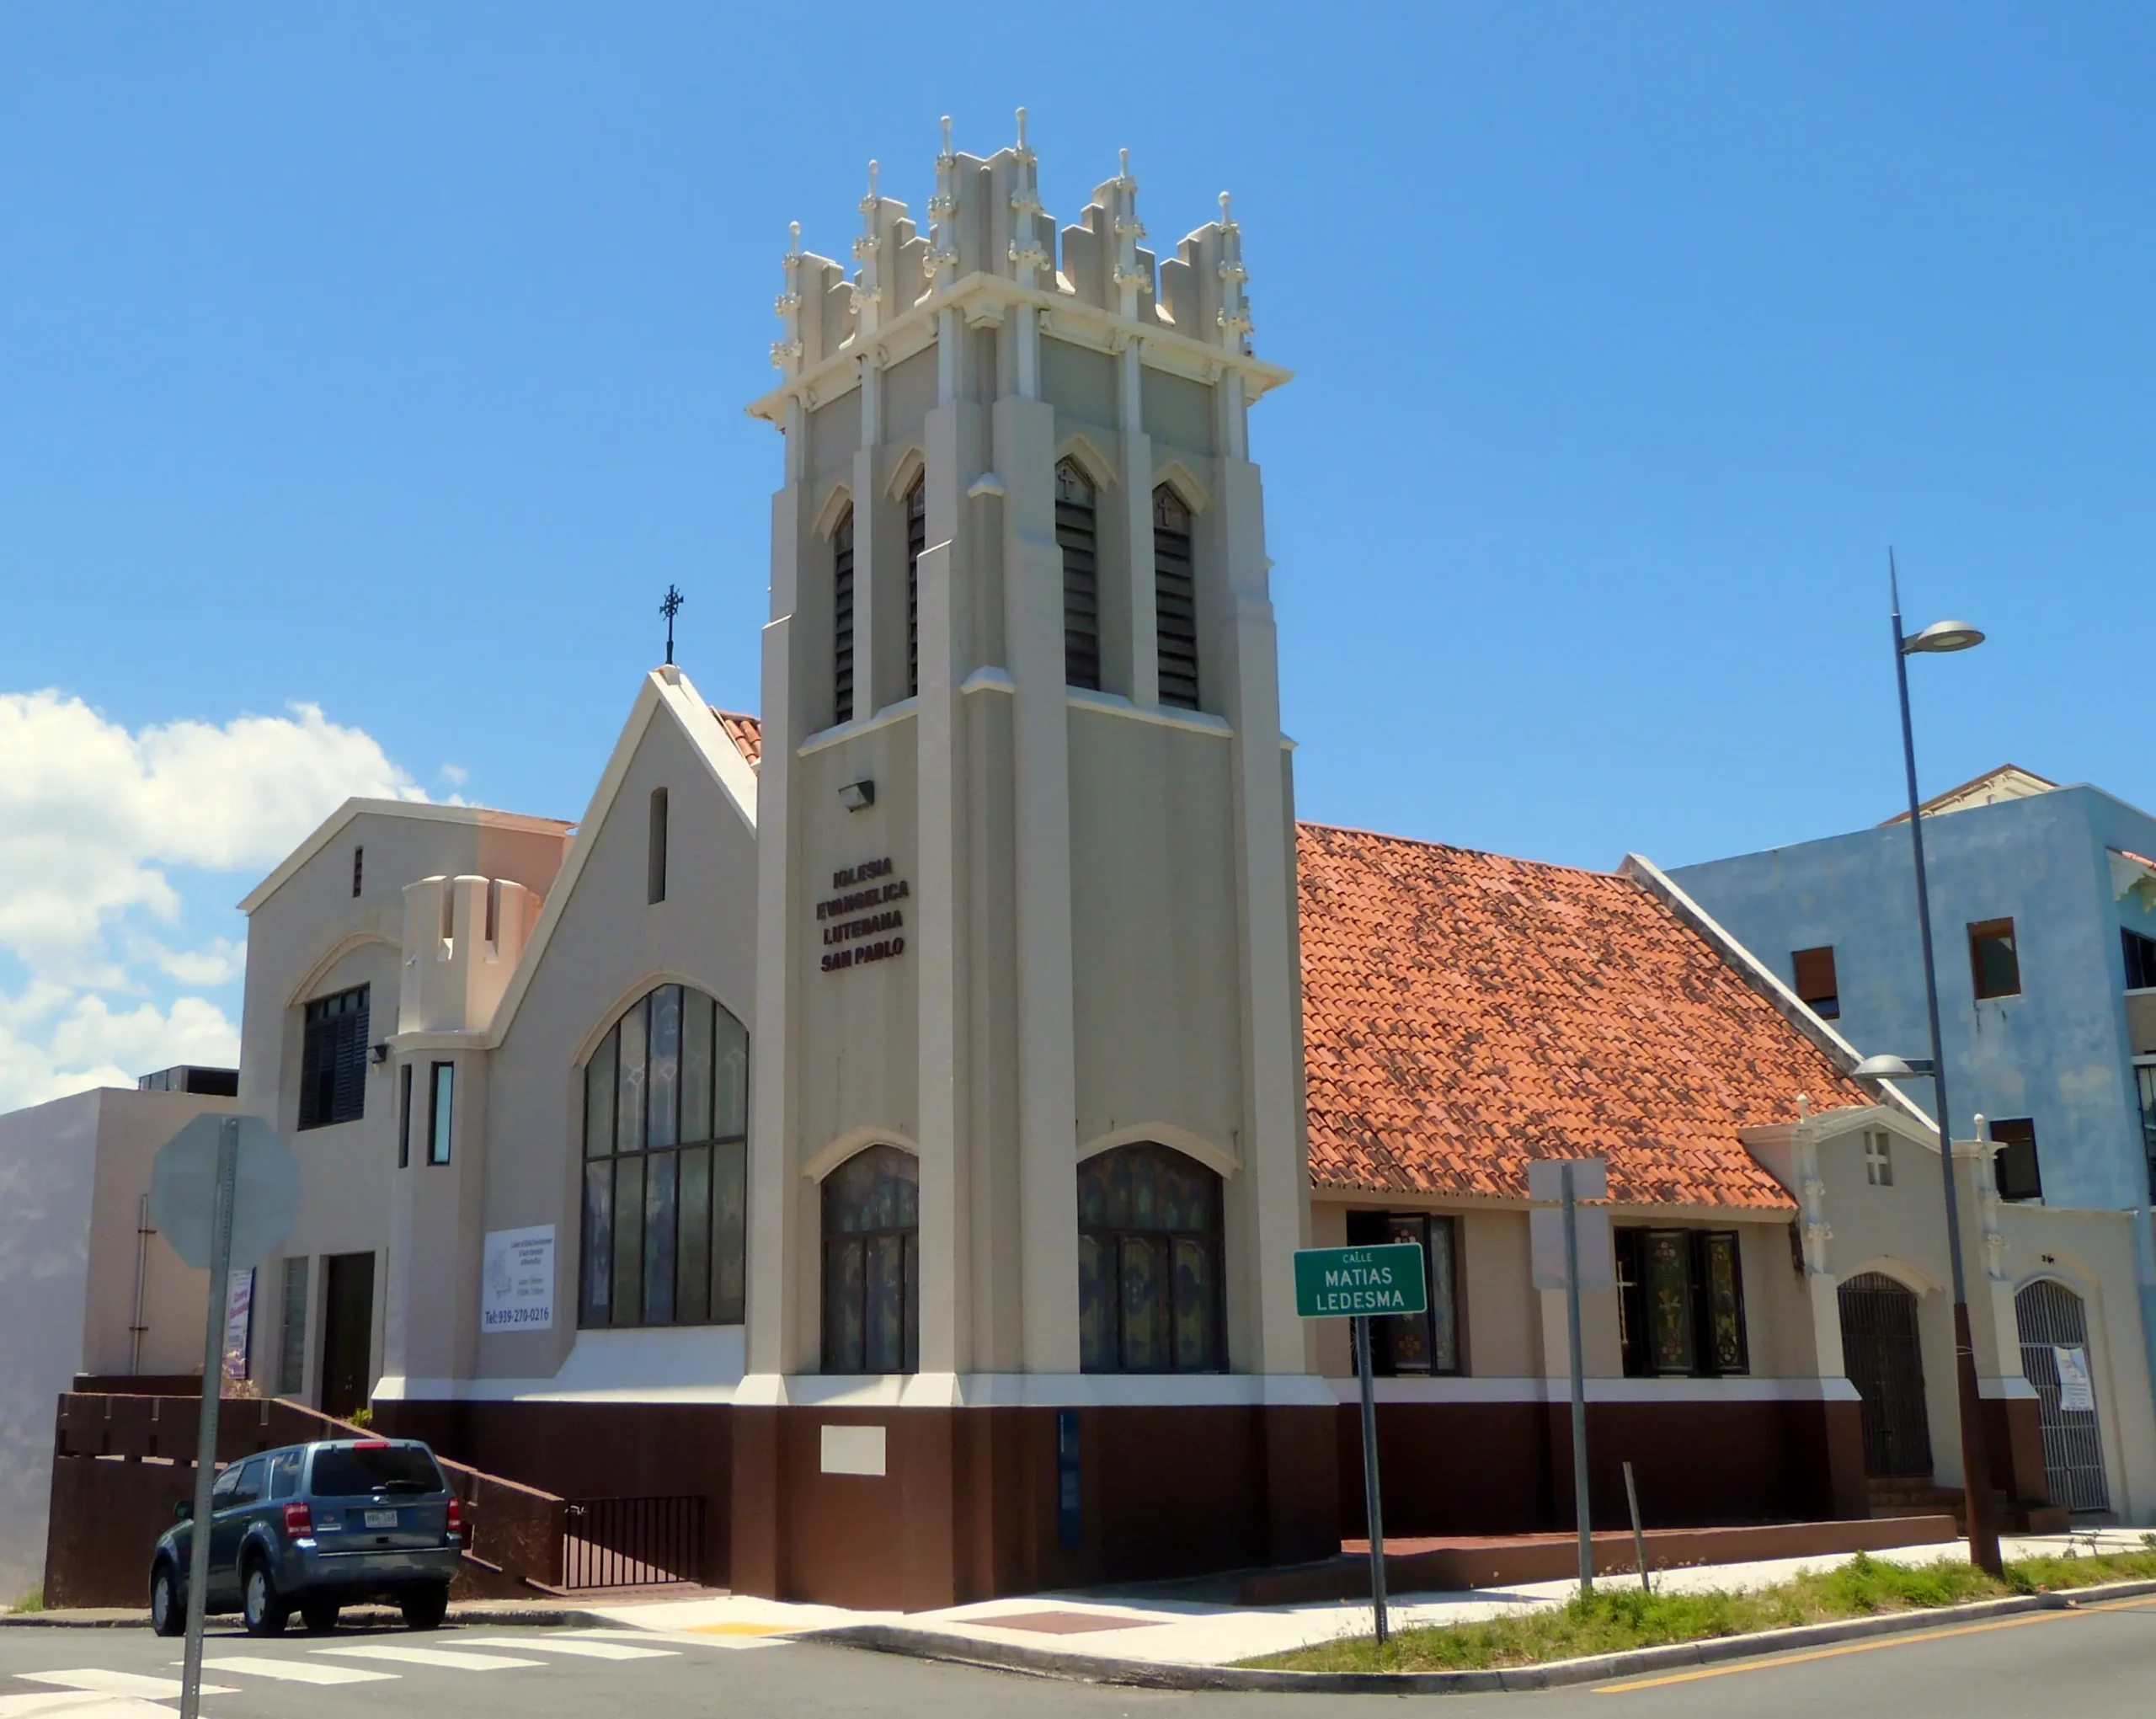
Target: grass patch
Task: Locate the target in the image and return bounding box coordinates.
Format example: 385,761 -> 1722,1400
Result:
1245,1549 -> 2156,1674
8,1585 -> 42,1615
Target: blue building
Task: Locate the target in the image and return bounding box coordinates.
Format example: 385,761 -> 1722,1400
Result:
1671,766 -> 2156,1216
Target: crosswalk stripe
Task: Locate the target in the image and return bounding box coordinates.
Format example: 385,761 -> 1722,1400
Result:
450,1636 -> 677,1661
18,1674 -> 232,1700
0,1694 -> 178,1717
195,1657 -> 398,1685
312,1646 -> 542,1672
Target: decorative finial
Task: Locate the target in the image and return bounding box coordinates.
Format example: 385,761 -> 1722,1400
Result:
1797,1092 -> 1810,1119
940,115 -> 953,159
925,115 -> 963,292
787,220 -> 800,257
1219,190 -> 1233,223
1119,147 -> 1129,180
1214,190 -> 1251,352
1006,105 -> 1048,278
659,585 -> 685,666
771,223 -> 804,372
868,158 -> 879,199
1016,106 -> 1028,151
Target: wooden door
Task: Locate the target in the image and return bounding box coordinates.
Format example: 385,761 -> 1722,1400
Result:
319,1252 -> 375,1421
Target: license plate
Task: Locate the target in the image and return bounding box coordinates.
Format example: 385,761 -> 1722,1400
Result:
363,1508 -> 399,1529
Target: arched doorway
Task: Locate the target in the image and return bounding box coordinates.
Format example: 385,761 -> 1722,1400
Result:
1838,1272 -> 1933,1477
2015,1279 -> 2110,1513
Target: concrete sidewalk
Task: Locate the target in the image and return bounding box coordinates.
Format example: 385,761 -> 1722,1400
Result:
590,1529 -> 2153,1669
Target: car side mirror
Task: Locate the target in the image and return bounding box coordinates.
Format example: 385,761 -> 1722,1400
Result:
173,1501 -> 193,1522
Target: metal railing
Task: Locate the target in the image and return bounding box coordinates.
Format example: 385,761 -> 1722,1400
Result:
560,1495 -> 703,1590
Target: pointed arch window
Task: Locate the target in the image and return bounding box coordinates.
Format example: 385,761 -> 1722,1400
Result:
1152,486 -> 1199,709
821,1145 -> 919,1374
833,506 -> 856,725
905,475 -> 925,698
1055,459 -> 1101,691
580,984 -> 749,1329
1077,1143 -> 1224,1373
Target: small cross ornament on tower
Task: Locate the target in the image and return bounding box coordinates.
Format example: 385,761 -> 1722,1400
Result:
659,585 -> 685,665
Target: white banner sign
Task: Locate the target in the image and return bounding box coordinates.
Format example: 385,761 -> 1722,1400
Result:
2055,1344 -> 2095,1412
221,1269 -> 255,1380
481,1225 -> 554,1332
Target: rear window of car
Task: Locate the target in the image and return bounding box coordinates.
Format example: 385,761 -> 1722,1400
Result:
309,1445 -> 446,1496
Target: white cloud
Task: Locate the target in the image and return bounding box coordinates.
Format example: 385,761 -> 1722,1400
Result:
440,763 -> 470,787
0,690 -> 424,1113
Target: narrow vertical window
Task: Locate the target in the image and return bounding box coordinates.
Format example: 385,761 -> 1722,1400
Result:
351,846 -> 364,899
905,476 -> 925,699
428,1062 -> 454,1166
648,788 -> 669,905
2123,928 -> 2156,990
1151,486 -> 1199,709
398,1064 -> 413,1168
833,507 -> 856,724
277,1257 -> 310,1397
821,1145 -> 920,1374
1055,460 -> 1100,691
1865,1129 -> 1893,1187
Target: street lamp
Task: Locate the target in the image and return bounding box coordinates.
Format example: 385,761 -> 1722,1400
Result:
1878,551 -> 2003,1576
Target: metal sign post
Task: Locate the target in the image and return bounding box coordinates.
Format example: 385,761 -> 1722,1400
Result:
1527,1157 -> 1611,1599
179,1118 -> 239,1719
1294,1241 -> 1427,1653
1562,1162 -> 1591,1594
149,1112 -> 298,1719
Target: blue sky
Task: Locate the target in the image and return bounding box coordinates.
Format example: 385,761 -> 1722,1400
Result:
1,3 -> 2150,1100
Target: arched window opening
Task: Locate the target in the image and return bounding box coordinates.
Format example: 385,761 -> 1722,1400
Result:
1152,486 -> 1199,709
1055,460 -> 1100,691
822,1145 -> 919,1374
833,506 -> 856,724
905,476 -> 926,699
1077,1143 -> 1223,1373
580,984 -> 749,1329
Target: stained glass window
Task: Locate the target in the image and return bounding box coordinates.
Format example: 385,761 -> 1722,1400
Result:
821,1145 -> 919,1374
1076,1143 -> 1223,1373
1345,1211 -> 1462,1375
1615,1227 -> 1748,1378
579,985 -> 750,1329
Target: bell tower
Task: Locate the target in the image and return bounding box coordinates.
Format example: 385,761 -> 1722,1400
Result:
735,113 -> 1331,1606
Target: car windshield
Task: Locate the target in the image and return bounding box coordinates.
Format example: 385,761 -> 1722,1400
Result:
310,1445 -> 445,1496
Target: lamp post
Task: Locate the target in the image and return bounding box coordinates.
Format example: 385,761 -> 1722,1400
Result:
1866,552 -> 2002,1576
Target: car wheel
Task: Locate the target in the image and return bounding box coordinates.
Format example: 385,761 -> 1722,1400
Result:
300,1596 -> 340,1635
241,1559 -> 288,1636
150,1564 -> 186,1638
399,1584 -> 450,1631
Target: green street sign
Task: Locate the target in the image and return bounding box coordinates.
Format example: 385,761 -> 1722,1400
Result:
1294,1242 -> 1428,1318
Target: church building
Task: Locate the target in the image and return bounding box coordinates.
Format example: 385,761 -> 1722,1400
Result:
169,119 -> 2156,1610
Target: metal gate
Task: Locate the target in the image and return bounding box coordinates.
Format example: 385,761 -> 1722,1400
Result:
1838,1273 -> 1934,1477
2015,1280 -> 2110,1513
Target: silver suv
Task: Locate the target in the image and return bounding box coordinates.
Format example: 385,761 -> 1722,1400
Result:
149,1438 -> 463,1636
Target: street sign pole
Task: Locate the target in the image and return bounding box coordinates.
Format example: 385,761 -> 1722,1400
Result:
179,1117 -> 238,1719
1354,1312 -> 1388,1649
1563,1161 -> 1593,1596
1293,1241 -> 1424,1657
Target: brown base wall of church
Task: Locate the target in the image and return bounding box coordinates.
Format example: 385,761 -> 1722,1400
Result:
1337,1397 -> 1871,1536
728,1402 -> 1342,1610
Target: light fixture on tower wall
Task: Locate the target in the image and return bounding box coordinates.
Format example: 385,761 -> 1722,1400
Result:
839,780 -> 876,812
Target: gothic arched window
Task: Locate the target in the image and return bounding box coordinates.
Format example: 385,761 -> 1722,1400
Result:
1077,1143 -> 1224,1373
1055,460 -> 1100,691
1152,486 -> 1198,709
579,984 -> 749,1329
833,506 -> 856,724
905,476 -> 926,699
822,1145 -> 919,1374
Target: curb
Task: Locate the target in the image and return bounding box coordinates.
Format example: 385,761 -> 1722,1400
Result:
0,1604 -> 613,1631
804,1578 -> 2156,1695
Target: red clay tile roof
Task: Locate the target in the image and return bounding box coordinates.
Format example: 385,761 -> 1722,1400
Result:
1295,824 -> 1873,1209
713,710 -> 761,771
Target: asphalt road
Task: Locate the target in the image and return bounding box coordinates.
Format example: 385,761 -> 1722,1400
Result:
1,1599 -> 2152,1717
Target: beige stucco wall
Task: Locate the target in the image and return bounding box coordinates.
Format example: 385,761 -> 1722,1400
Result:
470,702 -> 759,1387
241,803 -> 570,1406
